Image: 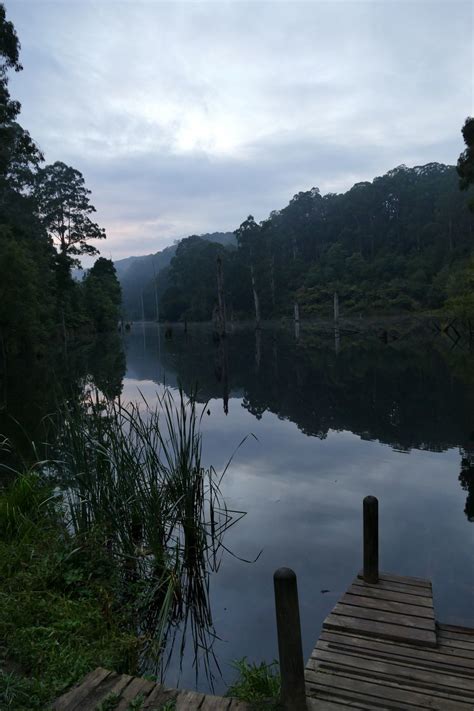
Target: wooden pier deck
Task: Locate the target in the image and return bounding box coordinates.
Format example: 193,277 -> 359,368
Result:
53,498 -> 474,709
53,571 -> 474,710
52,668 -> 251,710
306,571 -> 474,708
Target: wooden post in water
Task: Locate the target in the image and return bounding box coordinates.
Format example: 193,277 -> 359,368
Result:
333,291 -> 339,325
274,568 -> 307,710
363,495 -> 379,583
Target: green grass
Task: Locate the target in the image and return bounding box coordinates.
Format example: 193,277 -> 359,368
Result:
227,658 -> 281,709
0,474 -> 138,710
0,389 -> 247,707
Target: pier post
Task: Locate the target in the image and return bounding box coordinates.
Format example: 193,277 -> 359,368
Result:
273,568 -> 307,710
363,495 -> 379,583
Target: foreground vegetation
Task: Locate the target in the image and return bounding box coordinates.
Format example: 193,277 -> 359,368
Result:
0,474 -> 277,710
0,473 -> 137,709
0,389 -> 272,709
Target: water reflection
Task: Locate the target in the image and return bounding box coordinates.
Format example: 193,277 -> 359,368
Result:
123,323 -> 474,456
120,322 -> 474,694
0,332 -> 126,472
3,322 -> 474,694
121,321 -> 474,528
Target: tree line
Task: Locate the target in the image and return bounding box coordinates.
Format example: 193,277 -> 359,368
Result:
0,4 -> 121,364
152,150 -> 474,324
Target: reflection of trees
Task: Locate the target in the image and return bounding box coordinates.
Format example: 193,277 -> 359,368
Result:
146,325 -> 474,453
125,323 -> 474,519
0,333 -> 126,470
87,333 -> 126,400
460,448 -> 474,522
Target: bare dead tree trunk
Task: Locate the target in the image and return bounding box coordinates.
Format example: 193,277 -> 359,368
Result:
294,302 -> 300,341
250,262 -> 261,328
291,233 -> 298,261
216,255 -> 227,338
270,254 -> 276,309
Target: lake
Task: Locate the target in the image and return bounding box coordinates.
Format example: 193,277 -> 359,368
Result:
120,321 -> 474,693
2,320 -> 474,695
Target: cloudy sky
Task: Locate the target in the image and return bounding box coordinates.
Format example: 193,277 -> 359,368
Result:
6,0 -> 473,261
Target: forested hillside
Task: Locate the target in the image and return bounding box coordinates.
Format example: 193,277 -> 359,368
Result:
0,6 -> 120,365
115,232 -> 235,319
139,162 -> 474,323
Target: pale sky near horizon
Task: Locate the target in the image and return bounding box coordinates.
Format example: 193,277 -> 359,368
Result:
5,0 -> 474,262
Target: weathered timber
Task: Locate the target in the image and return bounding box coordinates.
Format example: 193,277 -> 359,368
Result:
53,673 -> 251,710
362,496 -> 378,583
340,591 -> 435,618
308,566 -> 474,708
53,667 -> 112,711
346,582 -> 434,607
274,567 -> 307,710
273,568 -> 306,711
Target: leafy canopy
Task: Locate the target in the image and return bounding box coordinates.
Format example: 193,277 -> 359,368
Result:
35,161 -> 106,261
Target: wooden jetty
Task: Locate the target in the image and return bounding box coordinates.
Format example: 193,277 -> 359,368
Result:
306,572 -> 474,708
53,496 -> 474,710
52,668 -> 251,710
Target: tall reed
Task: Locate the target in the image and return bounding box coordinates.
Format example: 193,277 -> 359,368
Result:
49,387 -> 245,686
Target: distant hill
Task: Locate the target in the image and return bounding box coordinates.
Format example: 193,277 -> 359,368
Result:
115,232 -> 235,318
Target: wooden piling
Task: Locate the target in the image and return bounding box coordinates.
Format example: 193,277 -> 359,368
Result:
274,568 -> 307,710
363,495 -> 379,583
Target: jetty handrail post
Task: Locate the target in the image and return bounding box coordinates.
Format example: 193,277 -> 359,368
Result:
273,568 -> 307,710
363,495 -> 379,583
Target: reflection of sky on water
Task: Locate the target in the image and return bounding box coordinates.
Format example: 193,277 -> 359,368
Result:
122,326 -> 474,694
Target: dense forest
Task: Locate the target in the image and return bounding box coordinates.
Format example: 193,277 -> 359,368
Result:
127,157 -> 474,324
0,6 -> 121,366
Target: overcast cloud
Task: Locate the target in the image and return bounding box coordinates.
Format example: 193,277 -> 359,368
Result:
5,0 -> 473,260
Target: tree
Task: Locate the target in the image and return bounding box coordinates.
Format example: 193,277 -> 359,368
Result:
35,161 -> 106,264
235,216 -> 263,326
82,257 -> 121,332
457,117 -> 474,210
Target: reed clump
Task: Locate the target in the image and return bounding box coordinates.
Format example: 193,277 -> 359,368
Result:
51,388 -> 244,682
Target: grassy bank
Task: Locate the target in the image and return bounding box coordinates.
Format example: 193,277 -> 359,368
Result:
0,473 -> 138,709
0,473 -> 280,710
0,389 -> 276,709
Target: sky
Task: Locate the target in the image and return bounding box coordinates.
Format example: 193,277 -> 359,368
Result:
6,0 -> 474,261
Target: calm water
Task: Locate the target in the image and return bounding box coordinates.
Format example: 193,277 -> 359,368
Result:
2,321 -> 474,694
121,322 -> 474,693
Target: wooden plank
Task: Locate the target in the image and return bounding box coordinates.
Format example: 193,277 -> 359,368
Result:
352,577 -> 431,598
341,592 -> 435,619
114,677 -> 155,711
307,696 -> 377,710
200,695 -> 232,710
310,647 -> 474,694
53,667 -> 112,710
305,667 -> 474,709
375,572 -> 431,588
331,602 -> 435,631
324,612 -> 437,647
347,583 -> 434,608
438,623 -> 474,638
77,673 -> 133,709
228,701 -> 252,710
438,626 -> 474,643
437,635 -> 474,655
142,684 -> 179,709
175,690 -> 206,709
318,631 -> 474,671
